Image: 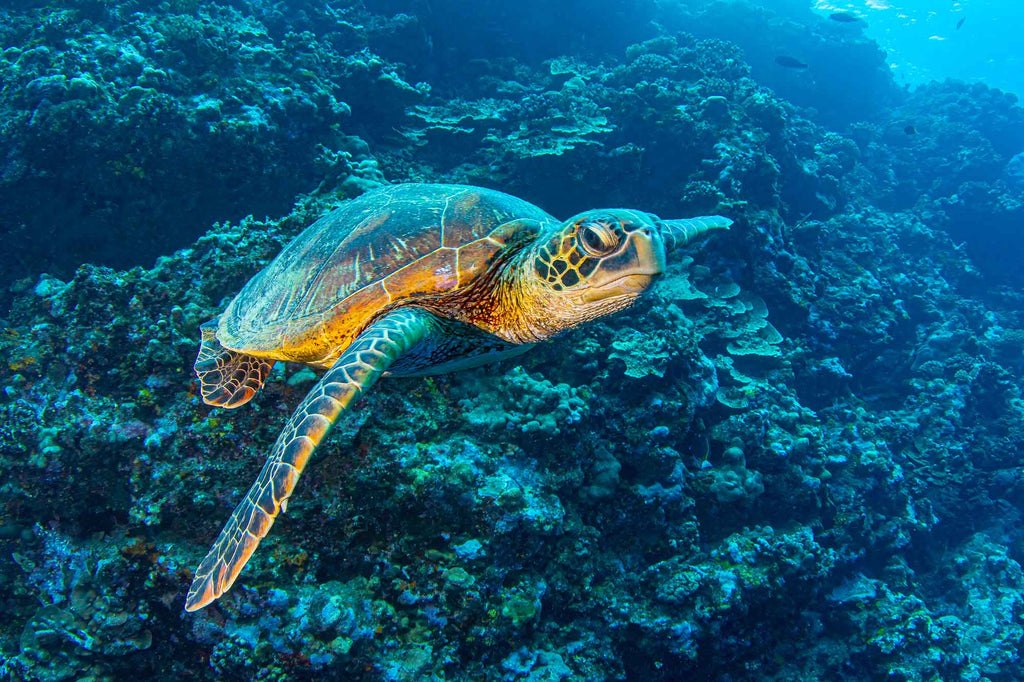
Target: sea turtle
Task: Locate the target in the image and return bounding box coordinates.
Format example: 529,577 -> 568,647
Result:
185,183 -> 730,611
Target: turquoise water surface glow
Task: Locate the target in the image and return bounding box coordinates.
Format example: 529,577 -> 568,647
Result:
813,0 -> 1024,96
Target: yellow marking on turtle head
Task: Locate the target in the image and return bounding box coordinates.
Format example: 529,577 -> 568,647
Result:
531,211 -> 664,292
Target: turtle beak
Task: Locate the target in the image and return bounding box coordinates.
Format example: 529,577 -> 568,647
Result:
580,274 -> 655,302
580,228 -> 665,303
632,227 -> 667,275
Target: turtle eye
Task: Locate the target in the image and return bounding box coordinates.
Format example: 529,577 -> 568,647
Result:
579,221 -> 619,256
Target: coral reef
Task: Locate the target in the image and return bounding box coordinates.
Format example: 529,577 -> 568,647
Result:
1,0 -> 1023,679
0,0 -> 412,290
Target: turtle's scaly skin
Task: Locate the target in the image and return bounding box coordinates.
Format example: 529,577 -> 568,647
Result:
185,183 -> 731,611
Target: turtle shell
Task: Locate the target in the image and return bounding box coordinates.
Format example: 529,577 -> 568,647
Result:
217,183 -> 556,364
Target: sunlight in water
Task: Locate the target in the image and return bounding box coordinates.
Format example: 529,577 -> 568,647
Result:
814,0 -> 1022,96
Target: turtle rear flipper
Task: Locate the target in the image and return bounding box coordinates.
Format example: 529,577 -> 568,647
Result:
195,321 -> 275,409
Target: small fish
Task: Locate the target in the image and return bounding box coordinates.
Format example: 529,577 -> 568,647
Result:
956,17 -> 966,30
775,55 -> 808,69
830,12 -> 860,23
904,125 -> 917,135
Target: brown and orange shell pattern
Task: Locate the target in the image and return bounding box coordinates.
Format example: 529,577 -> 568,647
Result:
217,184 -> 557,366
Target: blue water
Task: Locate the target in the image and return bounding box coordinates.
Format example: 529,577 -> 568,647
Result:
1,0 -> 1022,679
815,0 -> 1024,97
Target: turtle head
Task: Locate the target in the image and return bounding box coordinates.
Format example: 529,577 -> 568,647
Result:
506,208 -> 731,341
519,209 -> 666,335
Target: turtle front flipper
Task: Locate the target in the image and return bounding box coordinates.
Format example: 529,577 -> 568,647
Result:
658,215 -> 733,254
184,308 -> 436,612
194,321 -> 275,409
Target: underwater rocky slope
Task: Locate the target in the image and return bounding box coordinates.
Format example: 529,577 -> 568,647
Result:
2,0 -> 1024,680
